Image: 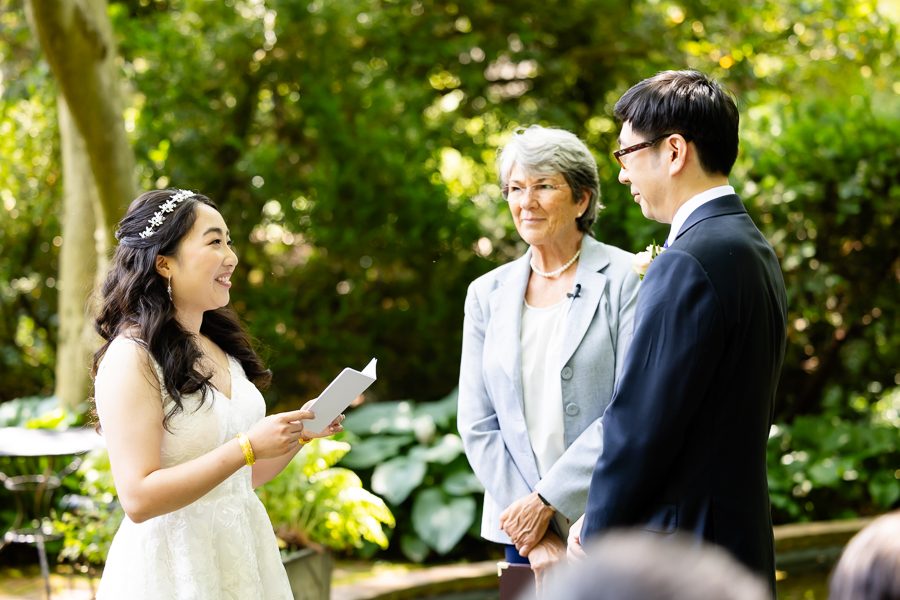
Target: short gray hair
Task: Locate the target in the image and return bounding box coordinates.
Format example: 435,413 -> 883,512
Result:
497,125 -> 603,234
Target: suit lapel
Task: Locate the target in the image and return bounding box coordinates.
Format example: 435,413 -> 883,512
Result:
676,194 -> 747,242
560,236 -> 609,369
488,250 -> 532,411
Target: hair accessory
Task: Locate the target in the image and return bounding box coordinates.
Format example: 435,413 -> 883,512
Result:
236,432 -> 256,466
139,189 -> 196,239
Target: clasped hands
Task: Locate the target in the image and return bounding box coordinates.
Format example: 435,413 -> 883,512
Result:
500,492 -> 566,596
244,400 -> 345,460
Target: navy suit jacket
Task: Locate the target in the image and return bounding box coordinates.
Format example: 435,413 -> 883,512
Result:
582,195 -> 787,593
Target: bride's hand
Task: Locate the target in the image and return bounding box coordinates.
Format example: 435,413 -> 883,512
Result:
245,409 -> 313,459
297,400 -> 346,440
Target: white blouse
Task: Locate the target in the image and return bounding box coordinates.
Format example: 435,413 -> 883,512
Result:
520,297 -> 573,537
521,297 -> 569,479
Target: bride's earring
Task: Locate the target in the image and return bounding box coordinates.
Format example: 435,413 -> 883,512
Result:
167,275 -> 173,302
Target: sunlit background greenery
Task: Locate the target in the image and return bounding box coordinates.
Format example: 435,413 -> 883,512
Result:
2,0 -> 900,569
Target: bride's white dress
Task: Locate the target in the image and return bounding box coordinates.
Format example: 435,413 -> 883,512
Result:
95,337 -> 293,599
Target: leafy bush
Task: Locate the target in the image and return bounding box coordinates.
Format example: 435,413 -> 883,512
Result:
54,449 -> 124,571
767,386 -> 900,523
256,437 -> 395,553
0,395 -> 79,428
338,390 -> 489,562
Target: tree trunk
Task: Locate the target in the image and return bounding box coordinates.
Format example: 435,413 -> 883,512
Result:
25,0 -> 134,407
55,96 -> 106,410
27,0 -> 136,246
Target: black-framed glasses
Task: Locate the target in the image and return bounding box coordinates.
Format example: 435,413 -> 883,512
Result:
613,133 -> 692,169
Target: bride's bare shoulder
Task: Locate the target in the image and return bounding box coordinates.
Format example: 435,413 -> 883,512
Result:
98,331 -> 157,382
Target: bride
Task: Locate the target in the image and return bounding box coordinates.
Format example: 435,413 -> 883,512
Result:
91,189 -> 343,599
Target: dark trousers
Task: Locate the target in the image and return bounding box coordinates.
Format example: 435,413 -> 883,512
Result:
504,544 -> 530,565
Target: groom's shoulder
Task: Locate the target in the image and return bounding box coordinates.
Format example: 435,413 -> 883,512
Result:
676,210 -> 782,297
678,209 -> 766,261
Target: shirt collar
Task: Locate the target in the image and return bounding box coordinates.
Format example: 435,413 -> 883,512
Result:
667,185 -> 735,247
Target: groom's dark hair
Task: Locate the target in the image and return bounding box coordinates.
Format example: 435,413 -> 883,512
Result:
614,70 -> 739,177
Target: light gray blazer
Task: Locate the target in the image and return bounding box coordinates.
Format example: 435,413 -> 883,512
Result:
457,235 -> 640,544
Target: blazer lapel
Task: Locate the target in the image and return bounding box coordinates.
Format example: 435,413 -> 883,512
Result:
488,250 -> 532,411
560,236 -> 609,369
676,194 -> 747,242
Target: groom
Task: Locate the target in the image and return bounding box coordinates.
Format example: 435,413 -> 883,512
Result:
568,70 -> 787,594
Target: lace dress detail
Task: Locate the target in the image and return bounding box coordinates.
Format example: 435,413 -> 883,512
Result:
94,337 -> 292,600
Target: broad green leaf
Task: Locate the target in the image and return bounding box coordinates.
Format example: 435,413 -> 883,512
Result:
442,469 -> 485,496
869,479 -> 900,509
340,435 -> 414,469
371,456 -> 427,505
412,488 -> 475,555
808,458 -> 840,486
343,401 -> 417,435
414,389 -> 458,429
409,434 -> 465,465
400,533 -> 430,563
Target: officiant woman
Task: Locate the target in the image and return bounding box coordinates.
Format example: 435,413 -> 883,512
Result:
458,125 -> 640,586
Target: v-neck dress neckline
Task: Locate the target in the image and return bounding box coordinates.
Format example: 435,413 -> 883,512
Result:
211,355 -> 236,401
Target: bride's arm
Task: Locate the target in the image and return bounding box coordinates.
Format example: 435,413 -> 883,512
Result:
95,342 -> 311,523
250,403 -> 345,489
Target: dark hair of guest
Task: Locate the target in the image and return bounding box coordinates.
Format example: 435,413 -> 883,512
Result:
91,189 -> 271,431
614,69 -> 740,177
829,510 -> 900,600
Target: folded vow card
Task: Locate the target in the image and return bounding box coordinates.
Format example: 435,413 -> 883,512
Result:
303,358 -> 377,432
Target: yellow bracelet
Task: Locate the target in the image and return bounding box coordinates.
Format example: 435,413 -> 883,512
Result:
235,433 -> 256,466
298,438 -> 312,446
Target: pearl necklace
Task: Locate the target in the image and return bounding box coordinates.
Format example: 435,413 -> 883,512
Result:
530,249 -> 581,278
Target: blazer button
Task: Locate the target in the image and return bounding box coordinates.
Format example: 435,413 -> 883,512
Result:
565,403 -> 579,416
561,366 -> 573,380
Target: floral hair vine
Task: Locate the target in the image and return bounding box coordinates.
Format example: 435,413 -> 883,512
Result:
139,189 -> 196,239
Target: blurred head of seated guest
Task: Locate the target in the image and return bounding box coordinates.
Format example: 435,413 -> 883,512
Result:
526,530 -> 772,600
829,511 -> 900,600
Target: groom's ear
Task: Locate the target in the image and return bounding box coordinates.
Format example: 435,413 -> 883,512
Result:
666,135 -> 690,177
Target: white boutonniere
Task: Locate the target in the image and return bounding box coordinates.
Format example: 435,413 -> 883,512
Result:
632,241 -> 665,281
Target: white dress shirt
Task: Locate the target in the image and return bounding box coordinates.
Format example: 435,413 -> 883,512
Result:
666,185 -> 735,247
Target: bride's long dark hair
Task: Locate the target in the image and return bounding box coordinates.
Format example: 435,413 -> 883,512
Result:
92,190 -> 271,431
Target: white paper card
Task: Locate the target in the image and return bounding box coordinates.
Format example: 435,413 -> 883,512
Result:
303,358 -> 377,432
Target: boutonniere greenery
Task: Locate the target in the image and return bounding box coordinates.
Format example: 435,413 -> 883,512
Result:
632,241 -> 665,281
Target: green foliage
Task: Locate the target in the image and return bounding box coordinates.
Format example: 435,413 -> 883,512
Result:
338,390 -> 487,562
0,3 -> 61,402
256,438 -> 395,552
54,449 -> 125,570
2,0 -> 900,551
741,98 -> 900,423
767,386 -> 900,523
0,395 -> 66,427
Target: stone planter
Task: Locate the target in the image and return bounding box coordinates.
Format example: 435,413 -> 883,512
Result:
774,518 -> 874,572
282,547 -> 333,600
